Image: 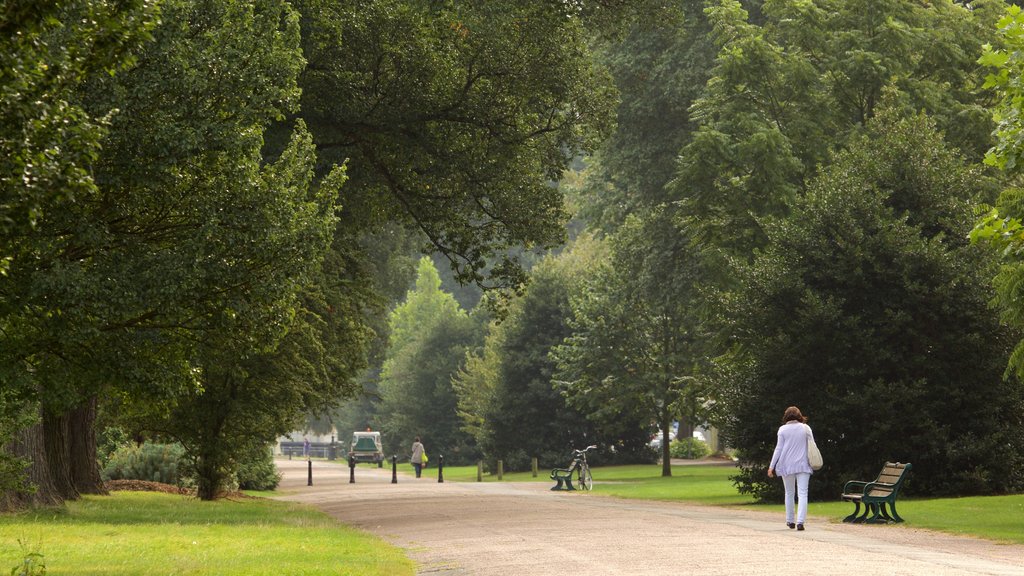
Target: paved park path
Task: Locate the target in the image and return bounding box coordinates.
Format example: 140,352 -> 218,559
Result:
274,459 -> 1024,575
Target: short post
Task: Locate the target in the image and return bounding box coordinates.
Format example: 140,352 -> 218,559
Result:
288,451 -> 292,461
497,460 -> 503,481
476,460 -> 483,482
438,454 -> 444,483
348,453 -> 356,484
531,457 -> 538,478
391,455 -> 398,484
307,458 -> 313,486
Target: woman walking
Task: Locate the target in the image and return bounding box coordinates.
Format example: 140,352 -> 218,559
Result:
410,436 -> 425,478
768,406 -> 816,530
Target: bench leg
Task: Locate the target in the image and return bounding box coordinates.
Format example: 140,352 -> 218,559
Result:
876,502 -> 894,523
888,500 -> 905,523
852,503 -> 873,524
550,476 -> 576,491
842,501 -> 861,523
865,503 -> 889,524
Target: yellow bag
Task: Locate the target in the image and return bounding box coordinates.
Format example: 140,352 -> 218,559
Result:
421,452 -> 428,464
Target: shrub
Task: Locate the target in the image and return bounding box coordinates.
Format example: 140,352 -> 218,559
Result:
670,437 -> 711,460
102,442 -> 187,485
235,442 -> 281,491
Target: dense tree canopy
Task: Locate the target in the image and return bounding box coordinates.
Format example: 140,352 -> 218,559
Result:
6,0 -> 1024,508
289,0 -> 617,290
725,108 -> 1024,499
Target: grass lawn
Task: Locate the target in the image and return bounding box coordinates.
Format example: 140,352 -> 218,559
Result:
0,492 -> 414,576
442,462 -> 1024,545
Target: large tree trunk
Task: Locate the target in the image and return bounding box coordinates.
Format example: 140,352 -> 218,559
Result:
70,397 -> 106,495
0,421 -> 63,511
195,450 -> 225,501
43,408 -> 80,501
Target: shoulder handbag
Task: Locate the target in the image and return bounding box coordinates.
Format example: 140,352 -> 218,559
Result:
421,451 -> 428,464
806,425 -> 823,470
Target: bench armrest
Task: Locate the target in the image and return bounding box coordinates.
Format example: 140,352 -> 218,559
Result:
842,480 -> 869,494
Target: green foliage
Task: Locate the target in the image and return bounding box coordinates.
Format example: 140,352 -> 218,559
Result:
675,0 -> 1001,260
972,5 -> 1024,394
235,443 -> 281,492
577,1 -> 716,232
290,0 -> 616,291
723,108 -> 1024,500
459,247 -> 603,471
670,437 -> 711,460
981,4 -> 1024,172
96,426 -> 131,468
377,257 -> 483,464
553,210 -> 707,475
102,442 -> 188,486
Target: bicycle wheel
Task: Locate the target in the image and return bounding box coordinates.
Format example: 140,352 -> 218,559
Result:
578,464 -> 593,491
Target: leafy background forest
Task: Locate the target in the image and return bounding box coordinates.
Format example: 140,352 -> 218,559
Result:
5,0 -> 1024,509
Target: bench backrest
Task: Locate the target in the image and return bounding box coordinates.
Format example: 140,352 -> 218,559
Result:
868,462 -> 911,497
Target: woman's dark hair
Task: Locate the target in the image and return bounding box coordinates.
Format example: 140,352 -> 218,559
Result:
415,436 -> 421,442
782,406 -> 807,424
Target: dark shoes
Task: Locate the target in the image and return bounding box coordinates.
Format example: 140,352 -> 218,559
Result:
797,524 -> 805,531
787,522 -> 795,529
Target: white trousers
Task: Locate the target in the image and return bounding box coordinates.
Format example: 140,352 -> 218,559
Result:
782,472 -> 811,524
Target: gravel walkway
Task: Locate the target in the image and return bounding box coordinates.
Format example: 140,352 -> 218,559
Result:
274,459 -> 1024,575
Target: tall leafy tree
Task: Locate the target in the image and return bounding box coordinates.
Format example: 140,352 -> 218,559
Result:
1,0 -> 350,504
460,243 -> 603,471
726,107 -> 1024,500
553,212 -> 706,476
377,257 -> 481,463
0,0 -> 158,508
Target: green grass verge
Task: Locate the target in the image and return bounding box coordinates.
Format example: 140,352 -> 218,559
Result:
444,462 -> 1024,544
0,492 -> 414,576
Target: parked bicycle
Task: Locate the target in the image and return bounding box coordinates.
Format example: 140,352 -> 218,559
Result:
576,445 -> 597,491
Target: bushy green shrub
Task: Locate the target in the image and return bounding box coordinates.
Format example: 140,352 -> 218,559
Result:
670,437 -> 710,460
235,442 -> 281,491
102,442 -> 187,485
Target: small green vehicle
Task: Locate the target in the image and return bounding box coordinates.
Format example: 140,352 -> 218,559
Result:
348,431 -> 385,467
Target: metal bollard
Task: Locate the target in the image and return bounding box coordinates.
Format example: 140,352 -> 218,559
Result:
391,455 -> 398,484
438,454 -> 444,483
307,459 -> 313,486
532,457 -> 538,478
497,460 -> 503,481
349,453 -> 356,484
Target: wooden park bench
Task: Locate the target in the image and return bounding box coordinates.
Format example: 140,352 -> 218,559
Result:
550,460 -> 579,491
841,462 -> 912,524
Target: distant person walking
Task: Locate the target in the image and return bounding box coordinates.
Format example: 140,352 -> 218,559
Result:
768,406 -> 815,530
303,436 -> 310,459
411,437 -> 425,478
